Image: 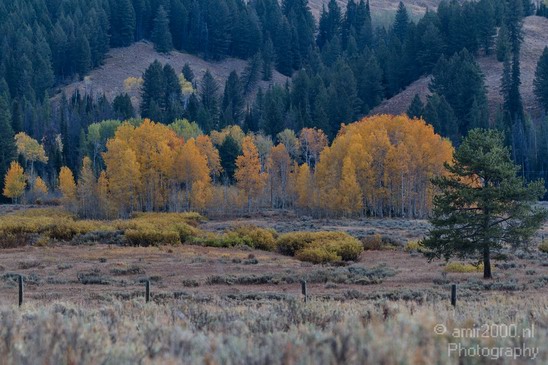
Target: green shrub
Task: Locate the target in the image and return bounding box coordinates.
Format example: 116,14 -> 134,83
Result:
539,241 -> 548,253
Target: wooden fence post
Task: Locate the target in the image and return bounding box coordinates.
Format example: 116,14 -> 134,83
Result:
301,280 -> 307,303
18,275 -> 24,307
145,280 -> 150,303
451,284 -> 457,307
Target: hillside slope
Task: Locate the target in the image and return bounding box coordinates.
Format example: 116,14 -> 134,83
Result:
308,0 -> 444,18
372,16 -> 548,120
55,41 -> 288,110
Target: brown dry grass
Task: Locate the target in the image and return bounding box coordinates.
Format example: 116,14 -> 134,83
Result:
308,0 -> 444,19
0,223 -> 546,306
372,16 -> 548,121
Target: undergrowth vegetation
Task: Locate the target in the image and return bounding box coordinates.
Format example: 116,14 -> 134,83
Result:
445,262 -> 485,273
0,209 -> 363,264
0,297 -> 545,364
539,240 -> 548,253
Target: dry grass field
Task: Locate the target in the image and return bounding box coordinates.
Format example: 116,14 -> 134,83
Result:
0,212 -> 546,306
0,207 -> 546,364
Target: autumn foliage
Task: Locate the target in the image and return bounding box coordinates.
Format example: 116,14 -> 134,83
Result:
4,115 -> 453,219
312,115 -> 453,217
3,161 -> 26,203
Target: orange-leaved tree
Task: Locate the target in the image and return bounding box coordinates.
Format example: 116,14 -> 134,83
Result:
3,161 -> 26,203
235,136 -> 266,212
59,166 -> 77,207
314,114 -> 453,217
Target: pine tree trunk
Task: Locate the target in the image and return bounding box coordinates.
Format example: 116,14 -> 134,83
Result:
483,245 -> 492,279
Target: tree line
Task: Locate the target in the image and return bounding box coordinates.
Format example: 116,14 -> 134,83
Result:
1,0 -> 548,203
3,115 -> 452,218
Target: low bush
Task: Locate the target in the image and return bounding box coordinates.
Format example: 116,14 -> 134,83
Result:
361,234 -> 383,251
539,240 -> 548,253
404,240 -> 429,253
228,225 -> 278,251
444,262 -> 484,273
276,231 -> 363,263
125,229 -> 180,246
295,246 -> 341,264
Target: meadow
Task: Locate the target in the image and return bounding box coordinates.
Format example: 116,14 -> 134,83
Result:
0,207 -> 546,364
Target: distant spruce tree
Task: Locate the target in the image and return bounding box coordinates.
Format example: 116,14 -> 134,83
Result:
393,1 -> 410,41
113,93 -> 135,120
74,35 -> 92,79
533,47 -> 548,112
182,63 -> 195,83
110,0 -> 136,47
152,6 -> 173,53
0,94 -> 16,199
261,37 -> 274,81
242,53 -> 263,95
422,129 -> 547,279
219,135 -> 241,182
430,50 -> 488,136
407,94 -> 424,119
496,24 -> 511,62
200,70 -> 220,132
140,60 -> 165,120
221,71 -> 245,128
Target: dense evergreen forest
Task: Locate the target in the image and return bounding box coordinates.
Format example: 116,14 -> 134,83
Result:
1,0 -> 548,208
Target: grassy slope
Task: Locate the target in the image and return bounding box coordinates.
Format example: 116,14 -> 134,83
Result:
308,0 -> 445,18
372,16 -> 548,121
54,41 -> 288,112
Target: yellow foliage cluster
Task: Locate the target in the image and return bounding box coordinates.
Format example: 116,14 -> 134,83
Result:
300,115 -> 453,217
123,77 -> 143,92
0,209 -> 203,248
44,114 -> 454,218
444,262 -> 484,273
276,231 -> 363,263
538,240 -> 548,253
3,161 -> 26,203
58,119 -> 217,218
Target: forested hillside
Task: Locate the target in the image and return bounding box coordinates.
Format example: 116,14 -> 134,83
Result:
1,0 -> 548,211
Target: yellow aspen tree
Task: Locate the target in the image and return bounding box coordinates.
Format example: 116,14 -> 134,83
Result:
32,176 -> 48,203
3,161 -> 26,203
191,179 -> 213,211
195,135 -> 222,180
299,128 -> 328,167
295,163 -> 313,210
173,139 -> 211,210
59,166 -> 77,208
338,156 -> 363,215
276,129 -> 301,160
269,143 -> 292,208
97,170 -> 112,218
14,132 -> 48,181
103,138 -> 141,217
77,157 -> 98,218
314,114 -> 453,218
235,136 -> 266,212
